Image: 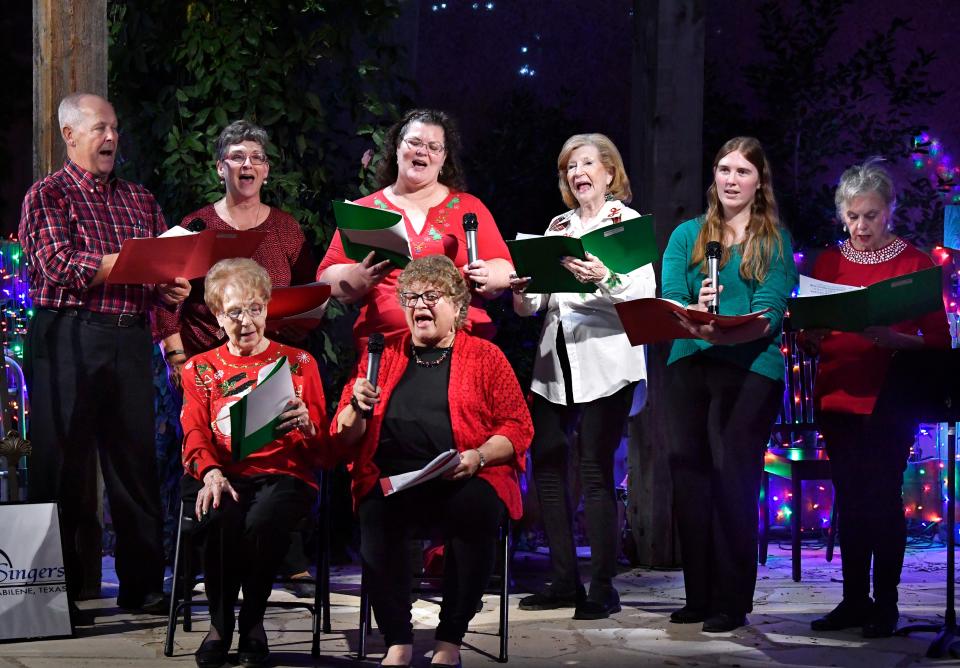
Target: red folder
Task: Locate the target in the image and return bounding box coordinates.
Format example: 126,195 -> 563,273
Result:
107,230 -> 266,284
615,298 -> 770,346
266,283 -> 333,328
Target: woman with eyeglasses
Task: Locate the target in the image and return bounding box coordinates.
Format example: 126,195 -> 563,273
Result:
156,119 -> 316,390
155,120 -> 320,602
179,258 -> 328,668
318,108 -> 514,345
331,255 -> 533,668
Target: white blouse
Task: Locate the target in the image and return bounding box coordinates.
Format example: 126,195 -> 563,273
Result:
514,200 -> 656,405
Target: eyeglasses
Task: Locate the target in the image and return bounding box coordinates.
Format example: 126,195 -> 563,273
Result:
402,137 -> 445,156
399,290 -> 444,308
224,152 -> 268,166
223,303 -> 265,321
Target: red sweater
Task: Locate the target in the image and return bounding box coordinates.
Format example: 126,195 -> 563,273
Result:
181,341 -> 328,489
154,204 -> 316,355
317,190 -> 511,343
812,239 -> 950,415
329,330 -> 534,520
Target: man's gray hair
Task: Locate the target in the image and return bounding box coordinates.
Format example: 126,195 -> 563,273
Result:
57,92 -> 95,130
835,157 -> 897,222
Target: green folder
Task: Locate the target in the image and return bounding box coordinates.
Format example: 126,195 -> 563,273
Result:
787,265 -> 943,331
506,214 -> 657,293
332,200 -> 411,268
230,357 -> 294,461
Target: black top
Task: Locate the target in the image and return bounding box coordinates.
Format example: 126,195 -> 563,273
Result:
374,345 -> 455,476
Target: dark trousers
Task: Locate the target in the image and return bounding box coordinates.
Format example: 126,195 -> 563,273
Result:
666,355 -> 784,616
24,309 -> 164,604
529,383 -> 635,595
358,476 -> 504,647
180,475 -> 315,638
818,411 -> 913,607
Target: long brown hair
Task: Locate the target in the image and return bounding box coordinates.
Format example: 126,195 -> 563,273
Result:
692,136 -> 784,282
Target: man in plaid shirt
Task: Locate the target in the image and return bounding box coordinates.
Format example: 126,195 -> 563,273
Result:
19,92 -> 191,623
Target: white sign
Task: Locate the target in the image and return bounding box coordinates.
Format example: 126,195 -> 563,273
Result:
0,503 -> 72,640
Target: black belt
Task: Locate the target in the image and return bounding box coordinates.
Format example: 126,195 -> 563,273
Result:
48,308 -> 147,328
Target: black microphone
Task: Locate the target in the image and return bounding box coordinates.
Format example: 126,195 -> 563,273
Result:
462,212 -> 480,289
185,218 -> 206,232
361,333 -> 385,419
705,241 -> 722,314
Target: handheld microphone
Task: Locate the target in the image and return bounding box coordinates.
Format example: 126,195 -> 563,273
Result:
362,333 -> 385,419
462,213 -> 480,289
705,241 -> 722,314
185,218 -> 207,232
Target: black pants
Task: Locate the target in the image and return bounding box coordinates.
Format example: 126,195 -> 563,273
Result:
180,475 -> 315,638
818,411 -> 913,606
666,355 -> 784,616
529,383 -> 635,595
358,476 -> 504,647
24,309 -> 164,604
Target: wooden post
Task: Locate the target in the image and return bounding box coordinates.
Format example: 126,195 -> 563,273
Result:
31,0 -> 108,598
32,0 -> 108,179
627,0 -> 705,568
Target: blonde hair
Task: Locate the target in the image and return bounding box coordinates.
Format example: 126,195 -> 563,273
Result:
204,258 -> 272,313
556,133 -> 632,209
397,255 -> 470,329
692,136 -> 784,282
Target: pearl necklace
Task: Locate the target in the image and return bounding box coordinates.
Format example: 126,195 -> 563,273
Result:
411,344 -> 452,367
840,237 -> 907,265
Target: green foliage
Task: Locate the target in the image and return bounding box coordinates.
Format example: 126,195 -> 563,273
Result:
107,0 -> 410,248
704,0 -> 943,249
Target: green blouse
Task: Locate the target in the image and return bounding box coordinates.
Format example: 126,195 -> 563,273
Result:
661,217 -> 798,381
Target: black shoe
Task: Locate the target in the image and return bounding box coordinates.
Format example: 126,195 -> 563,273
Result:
573,587 -> 621,620
702,612 -> 747,632
238,635 -> 270,667
117,591 -> 169,615
195,636 -> 228,668
285,576 -> 316,599
69,602 -> 97,627
862,603 -> 899,638
519,585 -> 585,611
811,598 -> 873,631
669,606 -> 707,624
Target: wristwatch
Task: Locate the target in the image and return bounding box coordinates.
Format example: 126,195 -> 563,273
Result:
351,395 -> 372,419
475,448 -> 486,469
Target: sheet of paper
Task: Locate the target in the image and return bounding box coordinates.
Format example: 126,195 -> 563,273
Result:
333,200 -> 411,267
798,274 -> 863,297
379,449 -> 461,496
230,357 -> 296,461
158,225 -> 198,238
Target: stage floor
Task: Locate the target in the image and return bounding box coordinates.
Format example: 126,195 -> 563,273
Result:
1,541 -> 957,667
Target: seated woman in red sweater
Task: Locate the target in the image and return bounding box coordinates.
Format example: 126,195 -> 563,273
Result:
180,258 -> 328,668
332,255 -> 533,668
801,158 -> 950,637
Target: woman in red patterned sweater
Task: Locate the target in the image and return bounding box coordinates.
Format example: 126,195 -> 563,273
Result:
180,258 -> 328,668
332,255 -> 533,668
801,158 -> 950,638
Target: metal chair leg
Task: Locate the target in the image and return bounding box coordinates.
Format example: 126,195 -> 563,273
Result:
826,488 -> 838,562
357,565 -> 369,660
498,518 -> 510,663
164,501 -> 186,657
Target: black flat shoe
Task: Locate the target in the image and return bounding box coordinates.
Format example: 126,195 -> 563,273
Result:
811,598 -> 873,631
195,636 -> 228,668
519,585 -> 585,611
573,588 -> 621,620
862,604 -> 899,638
702,612 -> 747,632
670,606 -> 707,624
238,635 -> 270,667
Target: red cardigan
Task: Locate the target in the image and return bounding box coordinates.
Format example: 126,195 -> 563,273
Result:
329,330 -> 533,519
812,240 -> 951,415
181,341 -> 329,489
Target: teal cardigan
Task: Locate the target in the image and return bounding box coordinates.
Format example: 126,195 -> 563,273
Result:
661,217 -> 798,381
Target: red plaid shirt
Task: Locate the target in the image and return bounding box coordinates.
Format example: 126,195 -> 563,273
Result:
18,160 -> 168,314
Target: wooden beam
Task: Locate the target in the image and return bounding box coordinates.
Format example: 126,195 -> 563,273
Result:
32,0 -> 108,179
627,0 -> 705,569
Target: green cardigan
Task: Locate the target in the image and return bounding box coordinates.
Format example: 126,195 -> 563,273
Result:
661,217 -> 798,381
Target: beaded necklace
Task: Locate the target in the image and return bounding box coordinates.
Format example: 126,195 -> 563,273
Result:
411,343 -> 452,367
840,237 -> 907,265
